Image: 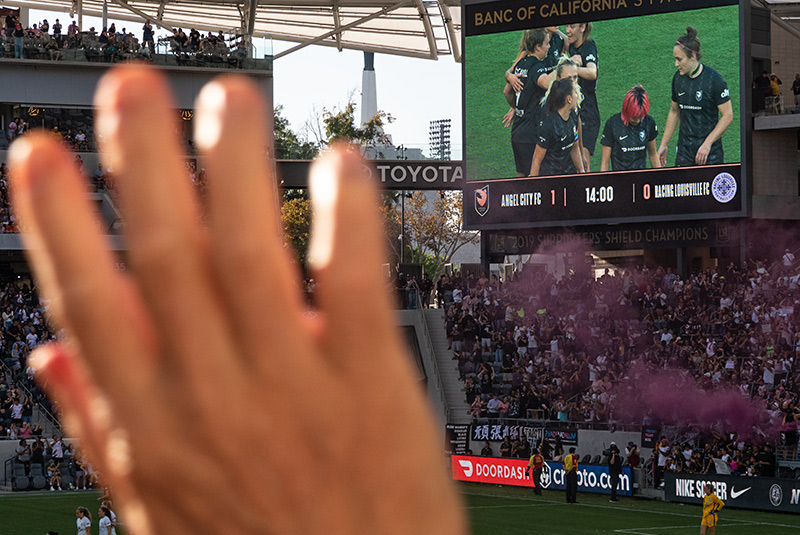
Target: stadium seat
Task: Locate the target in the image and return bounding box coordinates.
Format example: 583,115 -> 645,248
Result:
581,454 -> 591,464
591,455 -> 601,464
29,463 -> 47,490
59,462 -> 74,489
12,463 -> 30,491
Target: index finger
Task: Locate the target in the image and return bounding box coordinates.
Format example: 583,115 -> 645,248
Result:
9,134 -> 157,395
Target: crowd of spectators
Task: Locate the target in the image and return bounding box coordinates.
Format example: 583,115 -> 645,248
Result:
2,14 -> 250,68
650,434 -> 777,486
11,434 -> 98,490
0,279 -> 55,437
439,253 -> 800,469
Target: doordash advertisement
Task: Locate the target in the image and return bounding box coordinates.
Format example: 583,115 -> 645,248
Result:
451,455 -> 632,496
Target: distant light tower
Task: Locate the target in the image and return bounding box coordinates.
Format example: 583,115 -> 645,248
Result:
429,119 -> 451,160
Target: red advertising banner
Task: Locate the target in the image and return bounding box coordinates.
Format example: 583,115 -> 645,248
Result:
451,455 -> 534,488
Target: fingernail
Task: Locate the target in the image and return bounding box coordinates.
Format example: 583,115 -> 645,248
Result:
194,81 -> 227,151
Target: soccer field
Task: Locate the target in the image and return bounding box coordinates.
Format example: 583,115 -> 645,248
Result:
464,4 -> 741,180
2,486 -> 797,534
461,483 -> 800,534
0,490 -> 112,535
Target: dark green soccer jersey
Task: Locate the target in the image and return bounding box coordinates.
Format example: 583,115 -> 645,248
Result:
671,65 -> 730,161
600,113 -> 658,170
547,31 -> 566,70
511,55 -> 550,143
536,110 -> 580,176
568,39 -> 597,95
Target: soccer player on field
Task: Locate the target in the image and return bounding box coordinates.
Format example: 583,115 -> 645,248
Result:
700,483 -> 725,534
657,27 -> 733,167
503,29 -> 556,176
600,85 -> 661,171
566,22 -> 599,172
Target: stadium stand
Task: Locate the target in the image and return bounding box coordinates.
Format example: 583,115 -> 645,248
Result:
1,14 -> 254,69
435,255 -> 800,479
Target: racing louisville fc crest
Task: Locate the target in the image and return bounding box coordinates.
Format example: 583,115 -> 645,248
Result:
475,186 -> 489,217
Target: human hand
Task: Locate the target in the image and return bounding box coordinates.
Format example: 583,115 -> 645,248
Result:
506,71 -> 523,93
502,108 -> 515,128
570,54 -> 582,66
10,65 -> 465,535
695,142 -> 711,165
657,145 -> 668,167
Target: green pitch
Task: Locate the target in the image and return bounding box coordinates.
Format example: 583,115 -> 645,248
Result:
0,490 -> 119,535
464,4 -> 742,180
1,485 -> 798,534
462,483 -> 799,534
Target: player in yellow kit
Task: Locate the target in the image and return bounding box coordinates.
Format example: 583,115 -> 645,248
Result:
700,483 -> 725,534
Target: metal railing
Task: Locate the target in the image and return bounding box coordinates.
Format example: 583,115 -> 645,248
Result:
411,296 -> 454,422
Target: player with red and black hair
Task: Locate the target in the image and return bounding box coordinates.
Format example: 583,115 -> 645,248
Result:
600,85 -> 661,171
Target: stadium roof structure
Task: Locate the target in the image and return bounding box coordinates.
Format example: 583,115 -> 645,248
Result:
2,0 -> 462,61
757,0 -> 800,22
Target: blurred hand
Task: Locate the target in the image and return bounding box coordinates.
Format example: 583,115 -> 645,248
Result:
505,71 -> 524,93
657,145 -> 668,167
10,65 -> 464,535
695,142 -> 711,165
502,108 -> 515,128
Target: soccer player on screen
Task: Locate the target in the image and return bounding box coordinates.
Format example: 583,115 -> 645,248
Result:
600,85 -> 661,171
545,26 -> 568,69
700,483 -> 725,534
529,78 -> 586,177
657,27 -> 733,166
566,22 -> 599,172
503,29 -> 556,176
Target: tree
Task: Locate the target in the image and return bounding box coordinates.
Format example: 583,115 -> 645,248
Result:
391,191 -> 479,280
281,197 -> 312,265
274,105 -> 318,160
322,101 -> 394,146
276,99 -> 395,267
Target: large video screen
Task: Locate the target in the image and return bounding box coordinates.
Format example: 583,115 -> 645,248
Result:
463,0 -> 746,229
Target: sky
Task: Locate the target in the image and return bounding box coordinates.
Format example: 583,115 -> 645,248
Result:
27,9 -> 464,158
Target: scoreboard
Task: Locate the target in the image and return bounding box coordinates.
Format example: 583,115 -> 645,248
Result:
468,163 -> 741,229
462,0 -> 748,229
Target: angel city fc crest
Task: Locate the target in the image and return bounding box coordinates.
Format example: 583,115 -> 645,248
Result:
475,185 -> 489,217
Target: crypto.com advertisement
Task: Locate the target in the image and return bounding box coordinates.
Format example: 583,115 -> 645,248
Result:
451,455 -> 632,495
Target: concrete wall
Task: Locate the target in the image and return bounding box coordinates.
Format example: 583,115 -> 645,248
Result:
750,19 -> 800,220
0,58 -> 272,109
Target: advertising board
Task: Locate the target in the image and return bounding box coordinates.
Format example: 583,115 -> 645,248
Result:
665,472 -> 800,514
452,455 -> 632,496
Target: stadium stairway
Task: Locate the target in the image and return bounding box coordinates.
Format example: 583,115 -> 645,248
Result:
423,309 -> 470,425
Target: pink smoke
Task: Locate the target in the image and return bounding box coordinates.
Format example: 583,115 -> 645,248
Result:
612,363 -> 778,441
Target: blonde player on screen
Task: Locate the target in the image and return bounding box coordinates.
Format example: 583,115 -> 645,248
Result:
700,483 -> 724,534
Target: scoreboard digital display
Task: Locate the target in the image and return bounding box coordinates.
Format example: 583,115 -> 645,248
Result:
462,0 -> 747,229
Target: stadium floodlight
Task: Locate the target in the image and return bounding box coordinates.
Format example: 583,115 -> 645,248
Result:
429,118 -> 452,161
